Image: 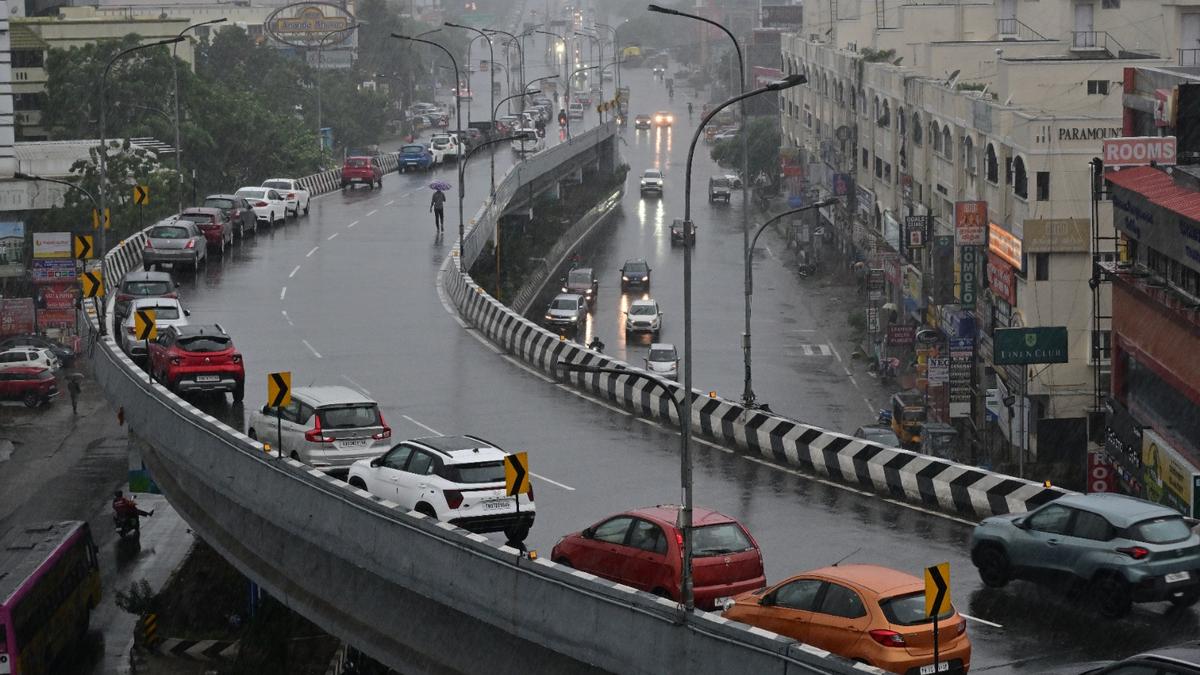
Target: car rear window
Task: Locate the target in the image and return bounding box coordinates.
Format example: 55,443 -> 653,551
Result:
122,280 -> 172,296
401,145 -> 425,153
880,591 -> 954,625
178,214 -> 214,225
1130,516 -> 1193,544
263,181 -> 290,190
443,460 -> 505,484
346,158 -> 367,167
150,226 -> 190,239
141,306 -> 180,320
317,404 -> 381,429
692,523 -> 754,557
237,189 -> 266,199
203,198 -> 234,210
177,335 -> 231,352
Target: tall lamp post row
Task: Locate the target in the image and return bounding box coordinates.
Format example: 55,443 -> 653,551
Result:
446,23 -> 496,196
173,18 -> 226,211
316,24 -> 361,153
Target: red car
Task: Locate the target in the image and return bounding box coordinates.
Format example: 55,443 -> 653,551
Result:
341,156 -> 383,190
177,207 -> 234,254
0,366 -> 58,407
551,505 -> 766,609
147,324 -> 245,401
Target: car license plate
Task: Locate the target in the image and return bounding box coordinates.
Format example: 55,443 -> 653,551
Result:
919,663 -> 951,675
1166,571 -> 1191,583
195,375 -> 219,383
484,499 -> 510,511
339,439 -> 368,448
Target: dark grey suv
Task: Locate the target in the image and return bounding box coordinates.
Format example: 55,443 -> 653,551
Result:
971,493 -> 1200,617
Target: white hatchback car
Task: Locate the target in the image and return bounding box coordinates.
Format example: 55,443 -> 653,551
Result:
0,348 -> 59,372
261,178 -> 311,218
247,386 -> 391,473
430,133 -> 461,159
120,297 -> 190,359
347,435 -> 535,541
645,343 -> 679,380
234,187 -> 287,228
625,298 -> 663,336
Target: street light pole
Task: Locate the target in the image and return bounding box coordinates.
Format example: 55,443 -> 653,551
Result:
485,28 -> 525,98
677,74 -> 808,614
649,5 -> 755,407
316,25 -> 360,154
173,18 -> 225,212
393,33 -> 465,256
565,64 -> 598,139
596,22 -> 620,91
533,30 -> 567,95
446,23 -> 495,198
100,37 -> 185,334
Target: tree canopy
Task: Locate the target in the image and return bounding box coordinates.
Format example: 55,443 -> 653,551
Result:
710,117 -> 782,184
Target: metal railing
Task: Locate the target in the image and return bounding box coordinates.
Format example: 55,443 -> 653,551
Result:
996,18 -> 1047,40
1071,30 -> 1124,55
1180,48 -> 1200,66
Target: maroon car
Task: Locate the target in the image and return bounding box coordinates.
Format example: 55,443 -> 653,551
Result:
203,194 -> 257,238
551,505 -> 766,609
177,207 -> 234,254
0,366 -> 58,408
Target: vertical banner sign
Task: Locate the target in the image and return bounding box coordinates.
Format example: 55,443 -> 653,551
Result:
955,200 -> 987,246
905,215 -> 927,253
933,235 -> 955,305
949,337 -> 974,419
959,246 -> 979,310
866,307 -> 880,332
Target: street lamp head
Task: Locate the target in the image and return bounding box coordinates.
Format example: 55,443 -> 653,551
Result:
13,171 -> 33,180
647,3 -> 680,16
767,74 -> 808,91
203,18 -> 228,26
444,21 -> 464,28
816,197 -> 839,208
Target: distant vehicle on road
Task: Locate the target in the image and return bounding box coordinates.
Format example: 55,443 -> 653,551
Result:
544,293 -> 587,331
203,194 -> 257,238
0,365 -> 58,407
562,267 -> 598,304
0,348 -> 59,372
430,134 -> 462,160
120,297 -> 189,359
625,298 -> 662,337
347,435 -> 535,542
653,110 -> 673,126
0,334 -> 76,368
247,385 -> 391,474
262,178 -> 311,217
233,187 -> 287,229
341,156 -> 384,190
640,169 -> 664,196
634,114 -> 652,129
708,175 -> 732,202
147,324 -> 245,402
568,101 -> 585,119
853,424 -> 900,447
620,259 -> 651,291
1077,642 -> 1200,674
115,270 -> 178,323
142,218 -> 208,272
398,144 -> 435,172
644,343 -> 678,379
176,207 -> 233,255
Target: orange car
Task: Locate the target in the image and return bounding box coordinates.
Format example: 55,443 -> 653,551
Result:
721,564 -> 971,675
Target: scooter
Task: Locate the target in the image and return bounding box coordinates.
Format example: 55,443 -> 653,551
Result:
113,510 -> 140,540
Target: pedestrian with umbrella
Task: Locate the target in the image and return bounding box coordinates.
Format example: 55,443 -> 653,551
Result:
429,180 -> 451,233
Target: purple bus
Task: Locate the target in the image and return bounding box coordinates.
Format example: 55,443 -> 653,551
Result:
0,521 -> 101,675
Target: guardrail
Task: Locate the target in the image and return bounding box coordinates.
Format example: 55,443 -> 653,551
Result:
86,126 -> 870,675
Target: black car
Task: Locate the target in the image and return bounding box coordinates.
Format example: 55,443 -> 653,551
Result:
620,259 -> 651,291
0,334 -> 76,368
203,194 -> 257,238
1079,641 -> 1200,673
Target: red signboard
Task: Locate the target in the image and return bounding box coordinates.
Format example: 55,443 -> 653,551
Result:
954,200 -> 987,246
883,254 -> 902,286
1087,449 -> 1116,493
39,283 -> 78,310
987,252 -> 1017,305
38,309 -> 76,330
0,298 -> 35,336
887,325 -> 916,345
1102,136 -> 1177,167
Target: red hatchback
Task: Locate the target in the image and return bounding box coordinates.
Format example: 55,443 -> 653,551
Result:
177,208 -> 234,254
147,324 -> 245,401
0,366 -> 58,407
551,505 -> 766,609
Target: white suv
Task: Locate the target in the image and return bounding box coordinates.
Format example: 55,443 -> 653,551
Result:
247,386 -> 391,473
347,435 -> 535,542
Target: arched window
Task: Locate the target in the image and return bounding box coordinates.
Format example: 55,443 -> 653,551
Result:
898,107 -> 906,136
931,122 -> 942,153
941,126 -> 953,158
1013,156 -> 1028,198
912,112 -> 922,146
837,81 -> 844,104
985,143 -> 998,183
963,136 -> 976,174
879,100 -> 891,128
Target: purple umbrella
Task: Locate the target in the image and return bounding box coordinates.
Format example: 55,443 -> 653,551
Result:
429,180 -> 453,191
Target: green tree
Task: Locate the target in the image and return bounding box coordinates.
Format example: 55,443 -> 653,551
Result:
710,117 -> 781,184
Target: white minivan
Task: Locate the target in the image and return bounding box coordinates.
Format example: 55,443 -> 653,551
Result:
247,386 -> 391,473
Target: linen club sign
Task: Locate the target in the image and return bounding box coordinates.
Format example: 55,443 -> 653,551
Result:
993,327 -> 1069,365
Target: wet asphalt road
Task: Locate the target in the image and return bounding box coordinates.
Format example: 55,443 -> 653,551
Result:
149,60 -> 1199,675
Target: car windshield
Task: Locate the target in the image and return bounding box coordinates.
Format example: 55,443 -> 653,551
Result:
203,198 -> 234,210
649,348 -> 676,361
692,523 -> 754,557
123,280 -> 172,295
177,335 -> 230,352
711,177 -> 730,187
149,226 -> 190,240
630,304 -> 657,316
444,460 -> 506,484
178,214 -> 214,225
402,145 -> 425,153
568,270 -> 591,285
624,263 -> 648,275
139,306 -> 180,320
317,404 -> 381,429
550,298 -> 579,310
858,428 -> 898,444
1130,516 -> 1193,544
237,189 -> 265,200
262,181 -> 290,190
643,171 -> 661,179
880,591 -> 954,625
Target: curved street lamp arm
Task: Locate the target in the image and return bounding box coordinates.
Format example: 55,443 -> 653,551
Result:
13,172 -> 100,210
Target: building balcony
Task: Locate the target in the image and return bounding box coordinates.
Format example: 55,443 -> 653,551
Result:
997,18 -> 1048,41
1103,262 -> 1200,333
1180,48 -> 1200,66
1070,31 -> 1124,57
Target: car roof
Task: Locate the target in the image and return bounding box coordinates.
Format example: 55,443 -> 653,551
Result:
800,564 -> 923,596
168,324 -> 226,338
650,343 -> 675,350
644,168 -> 661,174
290,385 -> 376,406
204,193 -> 239,200
623,258 -> 648,266
262,178 -> 295,183
1053,493 -> 1184,527
568,267 -> 593,276
630,505 -> 736,528
121,270 -> 173,283
180,207 -> 222,216
236,186 -> 266,193
631,298 -> 658,306
553,293 -> 584,302
408,435 -> 507,462
345,155 -> 375,160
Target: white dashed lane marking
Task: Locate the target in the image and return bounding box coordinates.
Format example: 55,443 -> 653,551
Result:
301,339 -> 322,358
280,286 -> 287,301
340,374 -> 371,396
348,220 -> 359,228
289,265 -> 300,278
366,209 -> 378,217
281,310 -> 293,326
328,232 -> 340,240
306,246 -> 319,257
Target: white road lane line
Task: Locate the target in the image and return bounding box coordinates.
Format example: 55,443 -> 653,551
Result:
848,376 -> 859,387
340,374 -> 371,396
386,200 -> 395,206
328,232 -> 339,240
366,209 -> 378,217
301,339 -> 322,358
530,472 -> 575,491
958,613 -> 1004,628
281,310 -> 293,326
280,286 -> 287,300
830,344 -> 843,363
306,246 -> 319,257
401,414 -> 443,436
289,265 -> 300,278
863,398 -> 875,415
348,220 -> 359,228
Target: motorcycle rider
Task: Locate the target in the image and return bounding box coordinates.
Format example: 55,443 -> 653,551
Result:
587,335 -> 605,353
112,490 -> 153,525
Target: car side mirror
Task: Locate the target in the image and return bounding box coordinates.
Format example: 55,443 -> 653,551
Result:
760,592 -> 775,607
174,282 -> 181,288
261,405 -> 271,415
1013,517 -> 1028,530
183,309 -> 191,317
370,457 -> 383,467
582,527 -> 595,539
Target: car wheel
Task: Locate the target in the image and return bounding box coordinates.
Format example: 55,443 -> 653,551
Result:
349,477 -> 367,490
504,523 -> 530,544
232,382 -> 244,403
553,557 -> 573,568
1170,591 -> 1200,609
304,200 -> 310,215
1095,575 -> 1133,618
248,428 -> 258,440
23,391 -> 40,408
415,503 -> 437,519
143,263 -> 152,272
974,545 -> 1010,588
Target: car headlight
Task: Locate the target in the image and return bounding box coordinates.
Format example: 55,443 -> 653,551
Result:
720,597 -> 736,612
622,276 -> 630,281
642,276 -> 649,281
545,314 -> 554,320
562,287 -> 569,292
585,289 -> 593,294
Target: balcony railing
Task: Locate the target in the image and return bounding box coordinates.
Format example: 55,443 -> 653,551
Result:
997,18 -> 1047,41
1180,48 -> 1200,66
1071,30 -> 1125,56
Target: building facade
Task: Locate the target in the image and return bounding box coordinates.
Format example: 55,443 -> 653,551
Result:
780,0 -> 1184,483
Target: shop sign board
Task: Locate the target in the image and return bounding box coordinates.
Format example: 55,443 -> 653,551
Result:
33,231 -> 71,259
954,200 -> 987,246
927,357 -> 950,384
1142,429 -> 1200,518
1023,218 -> 1090,253
948,336 -> 973,418
1102,136 -> 1176,168
988,222 -> 1022,270
1088,450 -> 1116,494
887,325 -> 916,345
993,326 -> 1068,365
31,259 -> 77,282
987,252 -> 1017,305
959,246 -> 979,310
0,298 -> 35,336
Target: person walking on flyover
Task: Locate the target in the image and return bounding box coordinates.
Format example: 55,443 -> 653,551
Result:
430,188 -> 446,232
67,374 -> 82,414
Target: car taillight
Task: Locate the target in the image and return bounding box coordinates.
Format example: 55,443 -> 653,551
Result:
255,201 -> 268,207
185,240 -> 195,249
117,293 -> 133,302
868,630 -> 906,647
372,412 -> 391,440
675,531 -> 684,547
304,417 -> 334,443
127,326 -> 136,335
528,484 -> 534,501
232,353 -> 242,364
444,490 -> 464,509
955,620 -> 967,636
1118,546 -> 1150,560
144,239 -> 153,248
287,192 -> 296,200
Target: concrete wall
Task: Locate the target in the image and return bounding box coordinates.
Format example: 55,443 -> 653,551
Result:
85,129 -> 870,675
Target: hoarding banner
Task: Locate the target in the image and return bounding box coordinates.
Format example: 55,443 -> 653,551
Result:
959,245 -> 980,310
1102,136 -> 1176,168
0,297 -> 35,336
987,252 -> 1017,305
0,221 -> 25,278
31,259 -> 78,283
955,200 -> 987,246
33,231 -> 71,259
988,222 -> 1022,270
993,326 -> 1069,365
1141,429 -> 1200,518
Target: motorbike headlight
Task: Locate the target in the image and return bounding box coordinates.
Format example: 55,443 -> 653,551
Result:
562,287 -> 569,292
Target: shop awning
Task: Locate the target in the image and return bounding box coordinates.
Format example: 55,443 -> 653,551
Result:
1106,166 -> 1200,223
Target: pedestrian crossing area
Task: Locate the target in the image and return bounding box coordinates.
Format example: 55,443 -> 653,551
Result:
797,343 -> 834,357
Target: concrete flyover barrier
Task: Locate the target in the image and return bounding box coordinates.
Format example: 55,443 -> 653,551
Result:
86,126 -> 874,675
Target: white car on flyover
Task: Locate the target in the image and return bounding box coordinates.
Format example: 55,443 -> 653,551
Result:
234,187 -> 287,228
262,178 -> 311,218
